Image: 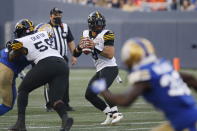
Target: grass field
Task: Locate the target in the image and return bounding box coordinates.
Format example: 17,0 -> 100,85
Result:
0,69 -> 197,131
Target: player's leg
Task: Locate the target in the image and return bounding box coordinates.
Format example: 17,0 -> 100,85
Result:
9,59 -> 57,131
85,73 -> 114,125
0,63 -> 15,115
48,61 -> 73,131
44,83 -> 53,112
85,73 -> 109,110
44,67 -> 73,112
63,67 -> 74,111
99,66 -> 123,125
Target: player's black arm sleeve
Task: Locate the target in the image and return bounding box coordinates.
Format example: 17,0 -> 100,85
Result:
73,45 -> 82,57
180,72 -> 197,92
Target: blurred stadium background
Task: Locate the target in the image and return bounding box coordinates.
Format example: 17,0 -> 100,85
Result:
1,0 -> 197,130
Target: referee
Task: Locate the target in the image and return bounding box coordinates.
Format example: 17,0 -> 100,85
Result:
44,7 -> 77,111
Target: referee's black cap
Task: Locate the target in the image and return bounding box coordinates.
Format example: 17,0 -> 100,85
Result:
50,7 -> 63,15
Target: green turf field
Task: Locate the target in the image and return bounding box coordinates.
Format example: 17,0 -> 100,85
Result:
0,69 -> 197,131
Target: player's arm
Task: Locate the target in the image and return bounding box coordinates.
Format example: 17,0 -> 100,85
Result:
91,70 -> 151,107
94,31 -> 115,59
99,46 -> 114,59
73,41 -> 82,58
180,72 -> 197,91
101,81 -> 150,106
8,40 -> 28,62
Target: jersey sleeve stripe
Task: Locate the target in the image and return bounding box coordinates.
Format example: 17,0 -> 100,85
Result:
104,34 -> 115,37
104,35 -> 115,38
104,36 -> 115,40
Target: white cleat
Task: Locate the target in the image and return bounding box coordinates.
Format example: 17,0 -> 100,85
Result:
111,113 -> 123,124
100,113 -> 113,125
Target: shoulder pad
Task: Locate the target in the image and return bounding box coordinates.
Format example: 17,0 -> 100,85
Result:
128,70 -> 151,85
11,40 -> 23,51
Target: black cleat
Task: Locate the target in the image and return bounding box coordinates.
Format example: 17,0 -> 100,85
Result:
8,121 -> 27,131
65,106 -> 75,112
60,116 -> 74,131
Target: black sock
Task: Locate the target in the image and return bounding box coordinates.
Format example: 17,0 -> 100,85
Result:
53,101 -> 67,118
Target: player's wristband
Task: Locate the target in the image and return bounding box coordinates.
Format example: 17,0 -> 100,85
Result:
73,48 -> 82,57
91,79 -> 107,94
77,45 -> 82,51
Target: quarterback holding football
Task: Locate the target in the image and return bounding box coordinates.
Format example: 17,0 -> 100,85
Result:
73,11 -> 123,125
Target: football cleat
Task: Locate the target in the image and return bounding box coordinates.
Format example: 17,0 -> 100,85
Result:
111,112 -> 123,124
100,113 -> 113,125
8,119 -> 26,131
65,105 -> 75,112
60,115 -> 73,131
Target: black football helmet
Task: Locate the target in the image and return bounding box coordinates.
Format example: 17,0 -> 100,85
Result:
14,19 -> 35,38
88,11 -> 106,33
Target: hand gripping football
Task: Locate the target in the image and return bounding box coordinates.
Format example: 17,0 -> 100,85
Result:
81,38 -> 92,55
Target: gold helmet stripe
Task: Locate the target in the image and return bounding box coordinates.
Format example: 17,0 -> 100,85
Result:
25,19 -> 34,31
96,11 -> 100,18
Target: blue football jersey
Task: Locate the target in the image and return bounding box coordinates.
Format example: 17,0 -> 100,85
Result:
128,58 -> 197,130
0,48 -> 29,75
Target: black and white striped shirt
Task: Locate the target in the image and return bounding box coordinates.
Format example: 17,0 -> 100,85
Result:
49,22 -> 74,57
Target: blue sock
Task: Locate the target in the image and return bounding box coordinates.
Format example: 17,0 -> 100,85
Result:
0,104 -> 12,116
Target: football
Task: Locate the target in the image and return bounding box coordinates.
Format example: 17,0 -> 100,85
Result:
81,37 -> 92,55
82,48 -> 92,55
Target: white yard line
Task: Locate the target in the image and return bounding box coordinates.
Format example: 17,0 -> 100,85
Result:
0,126 -> 152,130
125,127 -> 152,130
1,111 -> 158,118
0,121 -> 165,127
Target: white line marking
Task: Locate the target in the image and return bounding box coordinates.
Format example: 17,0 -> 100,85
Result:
0,121 -> 165,128
125,127 -> 152,130
0,127 -> 153,130
1,111 -> 158,118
